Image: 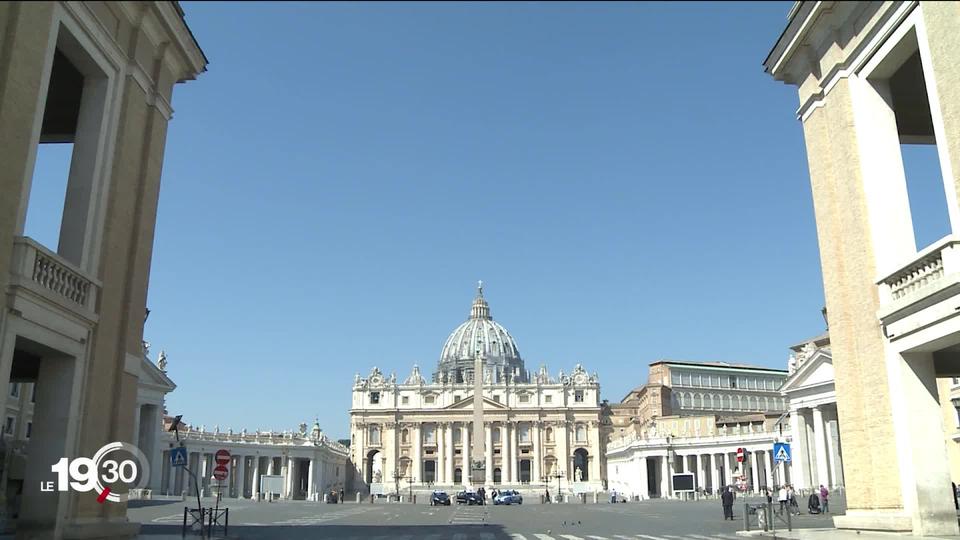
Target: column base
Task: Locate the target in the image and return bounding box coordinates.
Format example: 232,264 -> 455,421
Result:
833,510 -> 912,534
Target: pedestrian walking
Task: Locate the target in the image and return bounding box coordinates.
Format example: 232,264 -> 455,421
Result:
777,485 -> 788,515
787,485 -> 799,515
819,485 -> 829,513
544,488 -> 550,503
721,486 -> 735,520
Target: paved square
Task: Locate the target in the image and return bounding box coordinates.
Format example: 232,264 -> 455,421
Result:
131,494 -> 843,539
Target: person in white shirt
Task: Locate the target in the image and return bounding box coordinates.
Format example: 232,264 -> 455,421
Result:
777,486 -> 788,515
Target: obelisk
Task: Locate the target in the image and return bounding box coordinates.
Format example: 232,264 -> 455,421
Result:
471,285 -> 487,485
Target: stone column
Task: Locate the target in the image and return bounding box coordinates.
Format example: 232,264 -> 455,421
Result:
463,423 -> 470,484
484,423 -> 493,484
531,422 -> 541,482
286,457 -> 296,499
445,423 -> 454,484
695,454 -> 703,491
638,456 -> 649,499
750,450 -> 761,493
824,410 -> 840,488
789,409 -> 808,490
711,454 -> 720,493
146,406 -> 163,491
765,451 -> 774,489
236,456 -> 246,498
252,456 -> 261,498
199,453 -> 209,496
510,422 -> 519,483
812,406 -> 830,489
588,421 -> 600,483
660,454 -> 671,498
267,456 -> 275,475
307,458 -> 316,501
412,424 -> 422,485
500,423 -> 510,482
436,423 -> 445,484
556,422 -> 569,483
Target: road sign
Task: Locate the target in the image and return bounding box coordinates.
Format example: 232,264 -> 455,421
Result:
736,447 -> 745,463
774,442 -> 791,463
170,447 -> 187,468
215,449 -> 231,466
213,464 -> 228,481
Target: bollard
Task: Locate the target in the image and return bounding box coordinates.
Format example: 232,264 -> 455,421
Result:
370,494 -> 375,504
593,492 -> 599,504
324,493 -> 329,503
743,503 -> 750,532
356,492 -> 361,503
412,494 -> 416,504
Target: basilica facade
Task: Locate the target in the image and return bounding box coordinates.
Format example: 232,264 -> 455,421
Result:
349,285 -> 605,496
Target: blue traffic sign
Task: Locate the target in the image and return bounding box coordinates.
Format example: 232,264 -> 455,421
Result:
170,446 -> 188,468
773,442 -> 791,463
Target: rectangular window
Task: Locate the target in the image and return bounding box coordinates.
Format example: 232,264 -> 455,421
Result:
369,392 -> 380,405
693,374 -> 701,387
519,394 -> 530,403
519,424 -> 530,444
725,376 -> 733,389
425,395 -> 435,404
574,390 -> 584,403
682,373 -> 691,386
424,426 -> 436,444
9,383 -> 19,398
493,395 -> 501,403
25,422 -> 32,439
401,396 -> 409,405
30,384 -> 36,403
671,372 -> 682,386
454,395 -> 461,403
545,395 -> 552,404
4,417 -> 14,435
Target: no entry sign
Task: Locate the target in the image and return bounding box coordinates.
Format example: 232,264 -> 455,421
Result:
736,447 -> 745,463
213,449 -> 231,481
213,464 -> 228,481
215,449 -> 231,466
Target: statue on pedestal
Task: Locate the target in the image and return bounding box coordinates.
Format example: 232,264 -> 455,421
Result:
574,466 -> 583,482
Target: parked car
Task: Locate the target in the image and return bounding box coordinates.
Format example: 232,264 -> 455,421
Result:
493,490 -> 523,505
430,491 -> 451,506
456,490 -> 484,505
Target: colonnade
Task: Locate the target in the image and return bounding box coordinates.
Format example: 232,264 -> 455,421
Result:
790,404 -> 843,491
156,445 -> 345,501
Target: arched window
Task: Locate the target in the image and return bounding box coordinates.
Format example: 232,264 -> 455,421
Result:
401,428 -> 409,444
723,394 -> 731,409
545,427 -> 553,443
694,394 -> 703,408
492,426 -> 501,444
369,425 -> 381,445
762,397 -> 769,411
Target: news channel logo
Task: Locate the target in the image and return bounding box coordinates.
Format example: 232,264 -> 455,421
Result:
43,442 -> 150,503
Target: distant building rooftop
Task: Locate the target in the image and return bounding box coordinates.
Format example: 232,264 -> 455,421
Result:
650,359 -> 788,373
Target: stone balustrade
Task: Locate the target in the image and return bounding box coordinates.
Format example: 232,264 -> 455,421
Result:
170,429 -> 348,453
9,237 -> 99,317
607,427 -> 782,452
878,236 -> 960,306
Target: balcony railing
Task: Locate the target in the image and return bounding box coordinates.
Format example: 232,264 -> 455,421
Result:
877,236 -> 960,325
9,237 -> 99,319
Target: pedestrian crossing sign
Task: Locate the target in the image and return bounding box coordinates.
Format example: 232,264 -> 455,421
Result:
170,446 -> 187,468
773,442 -> 791,463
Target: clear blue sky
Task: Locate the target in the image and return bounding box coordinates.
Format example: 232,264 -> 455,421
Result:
25,1 -> 950,439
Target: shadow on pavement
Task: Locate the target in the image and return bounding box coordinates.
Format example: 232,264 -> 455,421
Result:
139,523 -> 511,539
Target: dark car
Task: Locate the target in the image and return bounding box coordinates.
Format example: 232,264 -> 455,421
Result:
456,490 -> 484,505
430,491 -> 451,506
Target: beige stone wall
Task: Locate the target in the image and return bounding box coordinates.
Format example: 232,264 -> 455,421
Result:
938,379 -> 960,484
919,2 -> 960,211
0,2 -> 204,534
800,79 -> 902,512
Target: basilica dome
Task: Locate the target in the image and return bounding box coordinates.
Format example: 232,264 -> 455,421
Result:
435,283 -> 527,383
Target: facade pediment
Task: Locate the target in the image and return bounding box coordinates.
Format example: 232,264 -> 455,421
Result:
443,396 -> 508,411
139,356 -> 175,393
781,349 -> 833,395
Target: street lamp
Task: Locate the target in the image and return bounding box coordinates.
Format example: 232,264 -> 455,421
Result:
546,469 -> 564,502
407,476 -> 415,500
392,469 -> 404,500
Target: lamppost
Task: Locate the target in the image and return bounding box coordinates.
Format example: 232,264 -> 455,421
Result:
392,469 -> 404,501
407,476 -> 415,500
